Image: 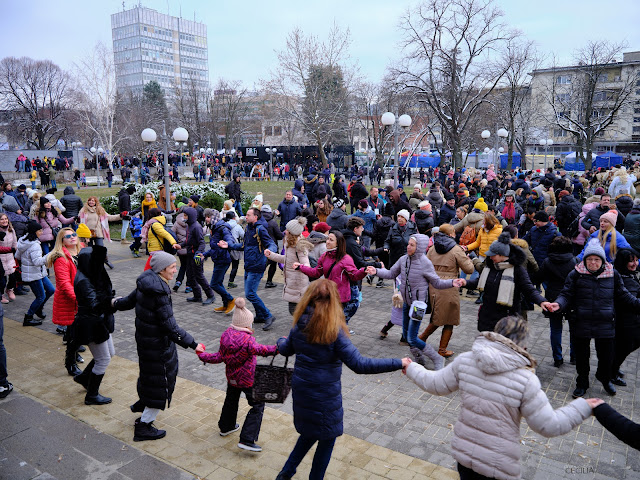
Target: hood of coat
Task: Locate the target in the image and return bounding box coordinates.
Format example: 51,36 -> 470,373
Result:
64,186 -> 75,195
175,212 -> 187,228
262,210 -> 274,222
547,251 -> 576,264
388,190 -> 400,203
327,208 -> 346,220
183,207 -> 198,225
472,332 -> 535,374
308,230 -> 327,245
409,233 -> 429,257
77,245 -> 108,278
433,232 -> 457,254
294,179 -> 304,191
510,238 -> 529,250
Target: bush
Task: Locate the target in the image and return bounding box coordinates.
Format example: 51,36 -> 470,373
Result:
99,181 -> 252,215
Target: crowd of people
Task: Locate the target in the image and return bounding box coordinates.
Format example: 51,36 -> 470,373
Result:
2,161 -> 640,479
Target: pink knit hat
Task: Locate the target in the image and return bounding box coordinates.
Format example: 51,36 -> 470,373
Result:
600,210 -> 618,227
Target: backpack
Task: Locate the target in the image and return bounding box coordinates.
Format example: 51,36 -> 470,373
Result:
150,221 -> 178,253
565,216 -> 580,239
459,226 -> 477,246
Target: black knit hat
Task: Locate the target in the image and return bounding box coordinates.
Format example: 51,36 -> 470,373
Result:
27,219 -> 42,235
40,197 -> 50,209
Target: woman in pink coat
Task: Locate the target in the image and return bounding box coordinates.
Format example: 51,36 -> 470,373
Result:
293,230 -> 367,305
0,214 -> 17,303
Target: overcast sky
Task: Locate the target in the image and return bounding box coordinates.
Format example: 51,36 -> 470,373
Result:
2,0 -> 639,89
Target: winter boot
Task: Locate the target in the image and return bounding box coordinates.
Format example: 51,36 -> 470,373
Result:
133,418 -> 166,442
422,343 -> 445,370
65,342 -> 82,376
409,347 -> 426,366
438,327 -> 455,358
418,322 -> 438,342
84,373 -> 112,405
23,314 -> 42,327
34,308 -> 47,320
380,320 -> 393,339
73,360 -> 95,390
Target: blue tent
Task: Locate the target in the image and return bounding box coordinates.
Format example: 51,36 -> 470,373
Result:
564,162 -> 585,171
404,153 -> 441,168
595,151 -> 623,169
499,153 -> 521,169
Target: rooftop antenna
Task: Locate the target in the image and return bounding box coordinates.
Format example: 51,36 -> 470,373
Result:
122,1 -> 125,11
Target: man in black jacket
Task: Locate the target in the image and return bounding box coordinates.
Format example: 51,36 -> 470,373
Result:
261,205 -> 284,288
555,190 -> 582,236
438,193 -> 456,225
116,185 -> 135,243
224,174 -> 243,215
349,176 -> 368,213
179,207 -> 215,305
60,186 -> 83,219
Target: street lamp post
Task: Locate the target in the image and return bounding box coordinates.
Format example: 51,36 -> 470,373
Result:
539,138 -> 553,171
265,147 -> 277,181
481,127 -> 508,169
381,112 -> 412,188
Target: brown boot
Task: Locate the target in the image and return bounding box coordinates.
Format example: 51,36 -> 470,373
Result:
418,322 -> 438,342
438,327 -> 454,357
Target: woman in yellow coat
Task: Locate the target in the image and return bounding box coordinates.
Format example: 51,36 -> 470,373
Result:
462,212 -> 502,259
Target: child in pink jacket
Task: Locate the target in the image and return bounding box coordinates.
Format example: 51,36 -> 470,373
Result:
198,297 -> 277,452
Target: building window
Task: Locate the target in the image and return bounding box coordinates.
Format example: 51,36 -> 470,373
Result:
634,126 -> 640,134
597,74 -> 608,83
556,93 -> 570,102
273,126 -> 282,136
556,75 -> 571,84
553,128 -> 569,137
593,91 -> 609,102
264,126 -> 273,136
635,117 -> 640,123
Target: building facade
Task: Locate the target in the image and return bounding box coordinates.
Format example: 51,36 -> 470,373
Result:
111,6 -> 208,95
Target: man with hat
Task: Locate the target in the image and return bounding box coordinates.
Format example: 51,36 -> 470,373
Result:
327,197 -> 348,231
524,211 -> 561,267
438,192 -> 456,226
188,195 -> 205,226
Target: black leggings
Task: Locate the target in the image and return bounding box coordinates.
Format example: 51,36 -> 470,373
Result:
229,259 -> 240,283
266,259 -> 277,283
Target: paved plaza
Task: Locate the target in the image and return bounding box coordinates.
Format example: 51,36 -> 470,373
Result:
2,242 -> 640,479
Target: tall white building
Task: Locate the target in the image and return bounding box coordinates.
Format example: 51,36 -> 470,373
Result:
111,5 -> 208,95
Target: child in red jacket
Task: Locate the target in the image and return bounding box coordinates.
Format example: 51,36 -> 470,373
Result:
198,297 -> 277,452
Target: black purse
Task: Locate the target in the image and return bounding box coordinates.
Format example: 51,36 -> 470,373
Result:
252,356 -> 293,404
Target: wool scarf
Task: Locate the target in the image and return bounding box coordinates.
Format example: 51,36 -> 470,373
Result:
478,261 -> 515,307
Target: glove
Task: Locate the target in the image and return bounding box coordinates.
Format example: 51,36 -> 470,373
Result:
194,253 -> 205,266
0,231 -> 6,241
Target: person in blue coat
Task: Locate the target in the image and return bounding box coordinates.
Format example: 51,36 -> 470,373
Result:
205,219 -> 242,315
275,279 -> 409,480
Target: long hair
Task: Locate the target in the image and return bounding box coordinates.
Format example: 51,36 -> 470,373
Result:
0,213 -> 14,233
484,213 -> 499,231
46,227 -> 82,268
292,278 -> 349,344
598,223 -> 618,260
36,202 -> 60,219
81,196 -> 107,217
330,230 -> 347,261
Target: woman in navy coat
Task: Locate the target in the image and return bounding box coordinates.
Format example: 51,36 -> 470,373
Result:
276,279 -> 409,479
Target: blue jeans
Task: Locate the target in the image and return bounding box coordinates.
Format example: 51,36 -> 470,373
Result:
403,303 -> 426,350
550,314 -> 574,362
210,263 -> 233,305
31,181 -> 36,189
51,178 -> 57,189
76,179 -> 81,188
27,277 -> 55,316
0,304 -> 7,386
244,271 -> 271,320
280,435 -> 336,480
121,219 -> 130,240
233,200 -> 243,216
343,284 -> 360,323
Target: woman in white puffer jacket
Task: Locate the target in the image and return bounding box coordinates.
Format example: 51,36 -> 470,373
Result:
404,315 -> 592,480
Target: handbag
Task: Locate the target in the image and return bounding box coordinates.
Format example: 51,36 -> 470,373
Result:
252,355 -> 293,404
44,218 -> 61,239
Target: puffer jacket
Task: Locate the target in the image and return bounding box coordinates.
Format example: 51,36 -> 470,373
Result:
555,195 -> 582,236
15,236 -> 47,281
466,224 -> 503,257
52,247 -> 79,326
556,261 -> 640,339
277,306 -> 402,440
427,190 -> 444,210
117,187 -> 131,213
0,227 -> 17,275
376,234 -> 453,305
623,209 -> 640,252
524,222 -> 561,265
226,219 -> 244,261
206,219 -> 241,264
60,187 -> 83,219
298,250 -> 367,303
277,198 -> 302,230
37,210 -> 75,242
406,332 -> 591,480
198,326 -> 276,388
384,221 -> 418,268
243,217 -> 276,273
181,207 -> 206,255
145,215 -> 177,253
372,216 -> 395,249
172,212 -> 188,256
537,251 -> 576,301
577,230 -> 631,263
307,231 -> 327,267
614,272 -> 640,339
413,210 -> 434,235
268,238 -> 313,303
115,269 -> 197,409
573,202 -> 598,246
438,203 -> 456,226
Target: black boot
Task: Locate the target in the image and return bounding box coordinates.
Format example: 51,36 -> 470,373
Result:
84,373 -> 112,405
34,308 -> 46,320
105,259 -> 115,270
23,314 -> 42,327
76,353 -> 84,364
133,418 -> 166,442
73,360 -> 95,390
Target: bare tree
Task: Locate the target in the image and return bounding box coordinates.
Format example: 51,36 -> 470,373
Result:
172,73 -> 211,150
543,40 -> 637,169
266,23 -> 356,167
393,0 -> 517,169
0,56 -> 71,149
73,43 -> 127,160
211,79 -> 252,151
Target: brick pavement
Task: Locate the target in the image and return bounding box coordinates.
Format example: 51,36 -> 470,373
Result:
3,241 -> 640,479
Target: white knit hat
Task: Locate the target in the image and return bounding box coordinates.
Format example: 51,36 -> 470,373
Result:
397,209 -> 410,221
286,217 -> 307,237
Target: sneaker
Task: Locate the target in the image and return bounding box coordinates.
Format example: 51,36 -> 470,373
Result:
173,281 -> 181,292
474,297 -> 483,305
349,329 -> 355,335
376,281 -> 388,288
186,297 -> 203,303
263,316 -> 276,331
1,295 -> 8,304
379,330 -> 388,339
132,251 -> 140,258
238,441 -> 262,452
185,287 -> 193,294
220,424 -> 240,436
265,281 -> 277,289
466,290 -> 479,297
227,282 -> 238,289
366,275 -> 373,286
0,382 -> 13,399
